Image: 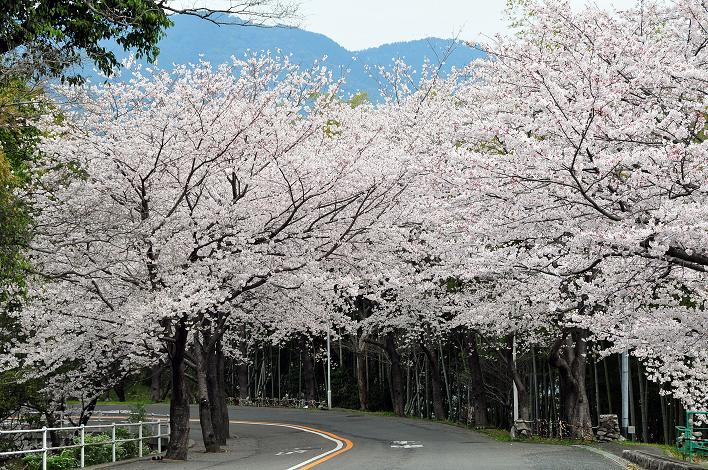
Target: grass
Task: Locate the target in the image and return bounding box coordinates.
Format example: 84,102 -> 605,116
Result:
67,384 -> 166,406
476,427 -> 592,446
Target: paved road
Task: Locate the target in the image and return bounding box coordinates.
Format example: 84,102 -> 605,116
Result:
96,405 -> 624,469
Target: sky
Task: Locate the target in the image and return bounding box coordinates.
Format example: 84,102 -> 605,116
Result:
171,0 -> 639,51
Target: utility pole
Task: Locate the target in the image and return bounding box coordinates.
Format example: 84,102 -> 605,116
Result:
513,333 -> 518,422
621,351 -> 629,436
327,319 -> 332,410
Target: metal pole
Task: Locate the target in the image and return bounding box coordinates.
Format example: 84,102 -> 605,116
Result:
80,424 -> 85,468
111,423 -> 116,462
42,427 -> 47,470
621,351 -> 629,436
157,422 -> 162,454
138,422 -> 143,458
513,334 -> 518,422
327,319 -> 332,410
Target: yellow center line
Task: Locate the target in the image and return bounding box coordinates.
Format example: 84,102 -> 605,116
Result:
91,414 -> 354,468
225,420 -> 353,469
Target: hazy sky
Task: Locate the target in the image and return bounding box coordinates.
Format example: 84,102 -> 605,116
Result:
300,0 -> 637,50
173,0 -> 638,50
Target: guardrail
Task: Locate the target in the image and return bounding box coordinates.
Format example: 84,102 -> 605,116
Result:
233,397 -> 326,409
0,420 -> 169,470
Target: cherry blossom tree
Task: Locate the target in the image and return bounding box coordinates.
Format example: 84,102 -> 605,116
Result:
455,0 -> 707,437
20,52 -> 414,457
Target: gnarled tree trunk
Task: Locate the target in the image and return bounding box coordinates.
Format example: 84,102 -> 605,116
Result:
166,321 -> 190,460
549,327 -> 593,440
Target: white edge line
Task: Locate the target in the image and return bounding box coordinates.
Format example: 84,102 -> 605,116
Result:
229,420 -> 344,470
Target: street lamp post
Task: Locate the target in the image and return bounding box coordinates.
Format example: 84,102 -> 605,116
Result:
621,351 -> 629,436
326,319 -> 332,410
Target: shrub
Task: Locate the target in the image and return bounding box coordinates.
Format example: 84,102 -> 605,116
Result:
23,450 -> 77,470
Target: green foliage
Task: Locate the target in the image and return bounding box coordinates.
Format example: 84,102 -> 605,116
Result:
330,368 -> 359,409
79,433 -> 127,465
128,403 -> 147,423
20,429 -> 143,470
0,0 -> 172,83
114,427 -> 140,459
348,92 -> 369,108
23,451 -> 77,470
323,118 -> 342,137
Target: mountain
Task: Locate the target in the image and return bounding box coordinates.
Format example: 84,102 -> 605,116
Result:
97,15 -> 484,100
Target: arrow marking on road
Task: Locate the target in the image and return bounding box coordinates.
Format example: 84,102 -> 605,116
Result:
390,440 -> 423,448
276,448 -> 310,456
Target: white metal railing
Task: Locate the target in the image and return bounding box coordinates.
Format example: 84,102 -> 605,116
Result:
0,420 -> 169,470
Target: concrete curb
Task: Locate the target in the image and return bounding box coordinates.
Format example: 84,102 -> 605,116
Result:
621,449 -> 705,470
87,455 -> 163,469
574,445 -> 633,469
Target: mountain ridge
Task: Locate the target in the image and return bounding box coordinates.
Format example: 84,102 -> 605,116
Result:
100,15 -> 484,100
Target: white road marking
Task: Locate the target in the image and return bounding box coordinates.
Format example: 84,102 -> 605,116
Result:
229,420 -> 344,470
276,448 -> 309,456
390,440 -> 424,449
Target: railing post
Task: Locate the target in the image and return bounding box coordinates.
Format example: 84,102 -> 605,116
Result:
80,424 -> 85,468
111,423 -> 116,462
41,426 -> 47,470
157,421 -> 161,454
138,422 -> 143,458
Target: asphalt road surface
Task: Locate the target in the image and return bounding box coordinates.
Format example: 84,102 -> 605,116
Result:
97,405 -> 624,470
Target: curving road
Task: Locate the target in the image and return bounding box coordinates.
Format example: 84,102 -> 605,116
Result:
99,405 -> 624,470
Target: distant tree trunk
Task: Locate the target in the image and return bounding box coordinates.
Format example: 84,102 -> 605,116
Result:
237,327 -> 249,400
384,333 -> 404,417
237,362 -> 249,399
603,358 -> 612,414
505,335 -> 530,422
356,339 -> 368,410
150,364 -> 163,402
637,361 -> 648,443
660,394 -> 669,445
463,331 -> 488,426
549,327 -> 593,440
166,321 -> 190,460
114,379 -> 126,402
194,338 -> 220,453
302,342 -> 317,403
421,343 -> 446,420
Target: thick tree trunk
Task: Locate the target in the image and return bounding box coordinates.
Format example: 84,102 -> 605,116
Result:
207,342 -> 230,445
195,340 -> 220,453
421,343 -> 446,420
463,331 -> 488,426
150,364 -> 163,402
384,333 -> 405,417
549,328 -> 593,440
302,342 -> 317,403
166,321 -> 190,460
